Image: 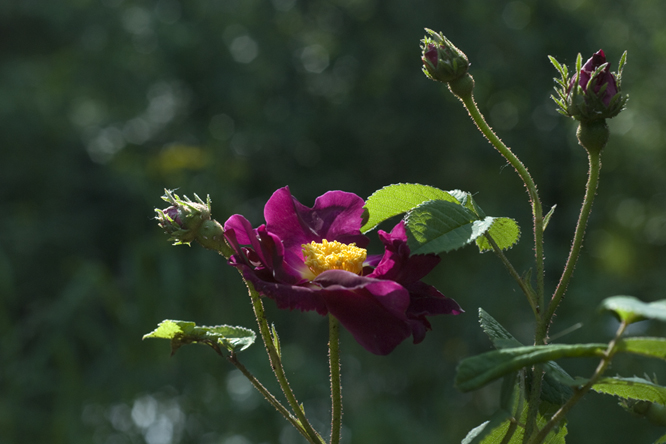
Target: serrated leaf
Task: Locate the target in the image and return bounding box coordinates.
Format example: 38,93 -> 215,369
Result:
361,183 -> 458,233
600,296 -> 666,324
455,343 -> 607,392
461,397 -> 567,444
617,337 -> 666,361
479,308 -> 523,349
591,376 -> 666,404
405,200 -> 494,254
143,319 -> 256,354
478,309 -> 574,405
475,218 -> 520,253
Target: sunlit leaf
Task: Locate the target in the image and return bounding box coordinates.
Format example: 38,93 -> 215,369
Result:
600,296 -> 666,324
461,395 -> 567,444
475,218 -> 521,252
143,319 -> 256,355
591,376 -> 666,404
361,183 -> 457,233
617,337 -> 666,362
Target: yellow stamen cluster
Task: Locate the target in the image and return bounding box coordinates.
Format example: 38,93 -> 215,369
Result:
301,239 -> 367,276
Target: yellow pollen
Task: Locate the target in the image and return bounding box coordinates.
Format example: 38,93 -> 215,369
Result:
301,239 -> 367,276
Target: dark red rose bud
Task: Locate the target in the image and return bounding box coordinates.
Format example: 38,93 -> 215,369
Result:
163,206 -> 183,228
574,49 -> 618,107
424,43 -> 439,66
551,49 -> 627,122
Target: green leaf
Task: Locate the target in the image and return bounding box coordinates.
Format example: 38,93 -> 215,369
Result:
478,309 -> 574,405
479,308 -> 522,348
361,183 -> 458,233
475,218 -> 521,253
143,319 -> 256,355
600,296 -> 666,324
655,432 -> 666,444
591,376 -> 666,404
405,200 -> 494,254
461,398 -> 567,444
460,412 -> 512,444
617,337 -> 666,361
455,343 -> 606,392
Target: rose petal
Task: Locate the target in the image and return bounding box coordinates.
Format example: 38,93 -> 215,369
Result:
264,187 -> 369,266
315,270 -> 412,355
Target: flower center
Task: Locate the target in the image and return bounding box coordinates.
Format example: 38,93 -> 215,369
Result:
301,240 -> 367,276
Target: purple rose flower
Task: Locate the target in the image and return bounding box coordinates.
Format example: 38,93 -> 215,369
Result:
572,49 -> 618,107
223,186 -> 462,355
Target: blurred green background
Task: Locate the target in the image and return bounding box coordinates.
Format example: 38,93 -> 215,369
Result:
3,0 -> 666,443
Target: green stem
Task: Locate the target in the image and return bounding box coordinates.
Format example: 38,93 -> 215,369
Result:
485,234 -> 538,318
246,280 -> 326,444
449,74 -> 547,442
527,320 -> 628,444
218,346 -> 307,437
544,145 -> 602,337
450,75 -> 545,319
522,364 -> 544,444
329,315 -> 342,444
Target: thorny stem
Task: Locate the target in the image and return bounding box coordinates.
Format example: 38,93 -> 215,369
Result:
246,281 -> 326,444
329,315 -> 342,444
527,320 -> 629,444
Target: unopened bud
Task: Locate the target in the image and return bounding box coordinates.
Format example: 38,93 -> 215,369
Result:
155,190 -> 213,246
551,49 -> 628,122
420,29 -> 469,83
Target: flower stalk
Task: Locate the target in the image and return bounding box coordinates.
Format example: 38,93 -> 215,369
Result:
449,74 -> 545,320
543,122 -> 605,338
212,345 -> 307,437
527,319 -> 629,444
329,315 -> 342,444
246,280 -> 326,444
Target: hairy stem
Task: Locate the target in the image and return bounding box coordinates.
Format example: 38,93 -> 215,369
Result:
329,315 -> 342,444
216,345 -> 307,437
246,281 -> 325,444
522,364 -> 544,444
450,75 -> 545,319
544,146 -> 602,338
527,320 -> 628,444
485,233 -> 538,318
449,74 -> 547,440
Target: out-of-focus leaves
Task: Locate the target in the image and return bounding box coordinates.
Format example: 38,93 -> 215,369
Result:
600,296 -> 666,324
